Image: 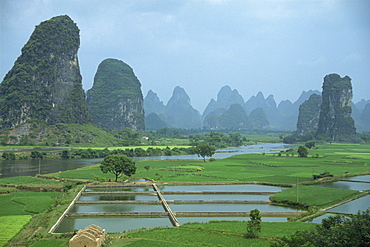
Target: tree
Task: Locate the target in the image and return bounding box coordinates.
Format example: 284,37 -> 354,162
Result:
246,209 -> 261,238
2,151 -> 16,160
304,141 -> 316,149
100,155 -> 136,182
271,210 -> 370,247
31,151 -> 43,159
61,150 -> 70,159
194,144 -> 216,162
144,165 -> 151,177
297,145 -> 308,157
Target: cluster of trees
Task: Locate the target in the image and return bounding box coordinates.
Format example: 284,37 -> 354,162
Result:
190,131 -> 245,148
2,150 -> 45,160
272,210 -> 370,247
61,146 -> 197,159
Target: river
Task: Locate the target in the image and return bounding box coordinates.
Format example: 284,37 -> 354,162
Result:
0,143 -> 291,178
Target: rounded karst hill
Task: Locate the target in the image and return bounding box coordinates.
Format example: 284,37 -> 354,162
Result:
86,58 -> 144,131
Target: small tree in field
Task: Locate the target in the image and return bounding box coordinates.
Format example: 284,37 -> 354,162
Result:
298,145 -> 309,157
144,165 -> 151,177
246,209 -> 261,238
100,155 -> 136,182
194,144 -> 216,162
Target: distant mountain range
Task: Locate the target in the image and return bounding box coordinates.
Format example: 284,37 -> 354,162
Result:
144,85 -> 370,132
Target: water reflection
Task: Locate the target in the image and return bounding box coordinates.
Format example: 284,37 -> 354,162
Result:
169,204 -> 303,212
177,217 -> 288,225
159,184 -> 283,192
55,217 -> 172,233
347,175 -> 370,182
163,194 -> 271,201
70,204 -> 164,213
79,195 -> 158,201
314,181 -> 370,191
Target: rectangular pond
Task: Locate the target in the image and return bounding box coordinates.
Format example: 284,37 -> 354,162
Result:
162,194 -> 272,201
54,183 -> 303,233
168,203 -> 303,213
157,184 -> 283,192
70,204 -> 165,213
78,194 -> 159,201
55,217 -> 173,233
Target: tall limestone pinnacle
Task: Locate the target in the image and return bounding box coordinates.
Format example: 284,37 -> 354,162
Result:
317,74 -> 356,141
86,58 -> 145,131
0,15 -> 90,128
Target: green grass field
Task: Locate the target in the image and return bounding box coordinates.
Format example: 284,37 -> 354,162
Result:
47,143 -> 370,185
0,192 -> 61,216
0,176 -> 61,185
0,215 -> 32,247
110,221 -> 317,247
270,186 -> 360,207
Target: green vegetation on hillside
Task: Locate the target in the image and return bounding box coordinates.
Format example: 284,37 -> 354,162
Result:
86,58 -> 144,131
0,15 -> 90,129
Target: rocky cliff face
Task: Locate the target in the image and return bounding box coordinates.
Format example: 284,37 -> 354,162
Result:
317,74 -> 356,141
86,58 -> 144,131
296,93 -> 322,134
144,90 -> 165,116
0,15 -> 90,128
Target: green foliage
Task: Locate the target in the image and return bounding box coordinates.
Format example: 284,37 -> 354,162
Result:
304,141 -> 315,149
2,151 -> 16,160
297,146 -> 308,157
246,209 -> 262,238
194,144 -> 216,162
271,210 -> 370,247
0,215 -> 32,247
202,131 -> 244,148
297,93 -> 322,134
100,155 -> 137,181
31,151 -> 44,159
144,165 -> 151,176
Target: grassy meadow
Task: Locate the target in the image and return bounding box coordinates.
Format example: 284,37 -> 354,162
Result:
105,221 -> 317,246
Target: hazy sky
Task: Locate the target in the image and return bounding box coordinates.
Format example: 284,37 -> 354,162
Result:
1,0 -> 369,112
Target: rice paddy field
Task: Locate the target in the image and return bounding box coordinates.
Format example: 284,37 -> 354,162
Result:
0,215 -> 32,247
